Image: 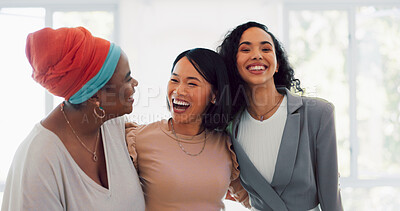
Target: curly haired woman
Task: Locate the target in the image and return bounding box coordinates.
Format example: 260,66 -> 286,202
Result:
218,21 -> 343,211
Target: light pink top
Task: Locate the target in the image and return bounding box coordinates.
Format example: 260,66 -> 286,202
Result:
126,119 -> 248,211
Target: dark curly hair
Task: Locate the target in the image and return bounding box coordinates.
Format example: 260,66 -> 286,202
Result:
217,21 -> 302,117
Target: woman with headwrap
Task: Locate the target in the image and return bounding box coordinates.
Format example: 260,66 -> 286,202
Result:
1,27 -> 145,211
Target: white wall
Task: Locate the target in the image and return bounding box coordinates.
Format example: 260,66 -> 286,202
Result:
119,0 -> 284,123
0,0 -> 118,6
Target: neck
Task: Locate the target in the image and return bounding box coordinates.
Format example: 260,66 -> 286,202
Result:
245,83 -> 283,118
61,102 -> 103,136
170,118 -> 204,136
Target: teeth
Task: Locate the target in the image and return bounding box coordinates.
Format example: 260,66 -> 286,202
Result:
248,66 -> 265,71
173,99 -> 190,106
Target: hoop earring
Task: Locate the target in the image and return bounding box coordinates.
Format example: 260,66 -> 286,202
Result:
94,102 -> 106,119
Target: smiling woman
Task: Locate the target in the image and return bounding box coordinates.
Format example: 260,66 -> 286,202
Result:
218,21 -> 342,211
1,26 -> 145,211
168,57 -> 215,127
125,48 -> 250,210
0,7 -> 118,202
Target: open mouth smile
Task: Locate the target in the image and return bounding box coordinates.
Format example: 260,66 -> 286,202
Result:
127,95 -> 134,103
246,63 -> 268,74
172,98 -> 191,113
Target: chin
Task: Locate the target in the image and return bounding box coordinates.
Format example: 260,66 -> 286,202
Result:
172,113 -> 201,125
171,114 -> 189,124
123,107 -> 133,115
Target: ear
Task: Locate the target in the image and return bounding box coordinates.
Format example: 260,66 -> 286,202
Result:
88,93 -> 100,105
211,92 -> 217,104
275,63 -> 279,73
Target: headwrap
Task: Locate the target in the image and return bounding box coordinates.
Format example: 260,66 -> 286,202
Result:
25,27 -> 121,104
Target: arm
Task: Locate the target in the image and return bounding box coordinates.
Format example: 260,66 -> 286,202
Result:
227,177 -> 251,209
125,122 -> 140,170
225,135 -> 251,209
315,103 -> 343,211
2,145 -> 64,211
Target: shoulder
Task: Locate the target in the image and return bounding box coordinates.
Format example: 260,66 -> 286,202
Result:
21,123 -> 64,160
129,120 -> 164,136
299,96 -> 335,116
140,120 -> 163,132
125,119 -> 165,144
103,116 -> 126,130
208,129 -> 230,143
283,88 -> 334,115
9,123 -> 64,177
296,96 -> 335,133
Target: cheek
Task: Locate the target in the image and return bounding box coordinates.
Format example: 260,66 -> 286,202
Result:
195,89 -> 212,106
236,55 -> 247,72
236,53 -> 246,65
268,56 -> 278,70
121,85 -> 131,97
167,83 -> 174,98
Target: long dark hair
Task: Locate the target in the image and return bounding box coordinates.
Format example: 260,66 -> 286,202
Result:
217,21 -> 302,117
170,48 -> 232,131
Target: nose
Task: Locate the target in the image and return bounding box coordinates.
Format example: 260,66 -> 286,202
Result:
251,49 -> 262,60
131,78 -> 138,87
174,83 -> 187,96
130,78 -> 138,94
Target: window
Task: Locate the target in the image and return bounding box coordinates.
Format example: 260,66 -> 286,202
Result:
285,3 -> 400,209
0,5 -> 117,206
0,8 -> 46,201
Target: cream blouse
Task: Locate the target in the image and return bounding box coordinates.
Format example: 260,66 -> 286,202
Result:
126,119 -> 249,211
2,117 -> 145,211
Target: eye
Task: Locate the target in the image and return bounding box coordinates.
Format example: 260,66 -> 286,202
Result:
170,78 -> 178,83
262,48 -> 272,52
240,48 -> 250,52
127,77 -> 132,82
188,83 -> 198,87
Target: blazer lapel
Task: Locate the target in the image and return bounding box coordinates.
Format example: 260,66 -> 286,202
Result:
231,112 -> 288,211
232,129 -> 288,210
271,88 -> 303,195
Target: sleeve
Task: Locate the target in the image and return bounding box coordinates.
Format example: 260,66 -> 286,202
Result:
125,122 -> 141,170
315,103 -> 343,211
225,137 -> 251,209
1,142 -> 64,211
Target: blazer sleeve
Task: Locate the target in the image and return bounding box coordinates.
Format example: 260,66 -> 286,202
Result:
315,103 -> 343,211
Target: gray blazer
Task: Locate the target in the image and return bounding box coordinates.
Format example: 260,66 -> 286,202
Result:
228,88 -> 343,211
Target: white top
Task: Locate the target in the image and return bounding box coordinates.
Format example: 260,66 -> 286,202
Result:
237,96 -> 320,211
237,95 -> 287,184
1,117 -> 145,211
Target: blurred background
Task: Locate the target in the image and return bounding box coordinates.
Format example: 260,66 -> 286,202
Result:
0,0 -> 399,210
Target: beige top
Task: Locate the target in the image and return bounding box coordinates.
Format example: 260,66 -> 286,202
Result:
126,119 -> 249,211
2,117 -> 145,211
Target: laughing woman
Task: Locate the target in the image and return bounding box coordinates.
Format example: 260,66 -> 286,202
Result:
125,48 -> 249,211
1,27 -> 145,211
218,22 -> 343,211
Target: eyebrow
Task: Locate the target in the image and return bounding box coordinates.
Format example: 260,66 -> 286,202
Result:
124,71 -> 131,80
172,73 -> 201,82
239,41 -> 273,47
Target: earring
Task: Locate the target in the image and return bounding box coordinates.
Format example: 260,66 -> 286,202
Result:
211,99 -> 216,104
94,101 -> 106,119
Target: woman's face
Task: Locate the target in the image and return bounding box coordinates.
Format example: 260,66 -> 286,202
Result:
236,27 -> 278,87
99,51 -> 138,117
167,57 -> 215,125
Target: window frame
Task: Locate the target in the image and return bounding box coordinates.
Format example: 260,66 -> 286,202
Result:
283,1 -> 400,188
